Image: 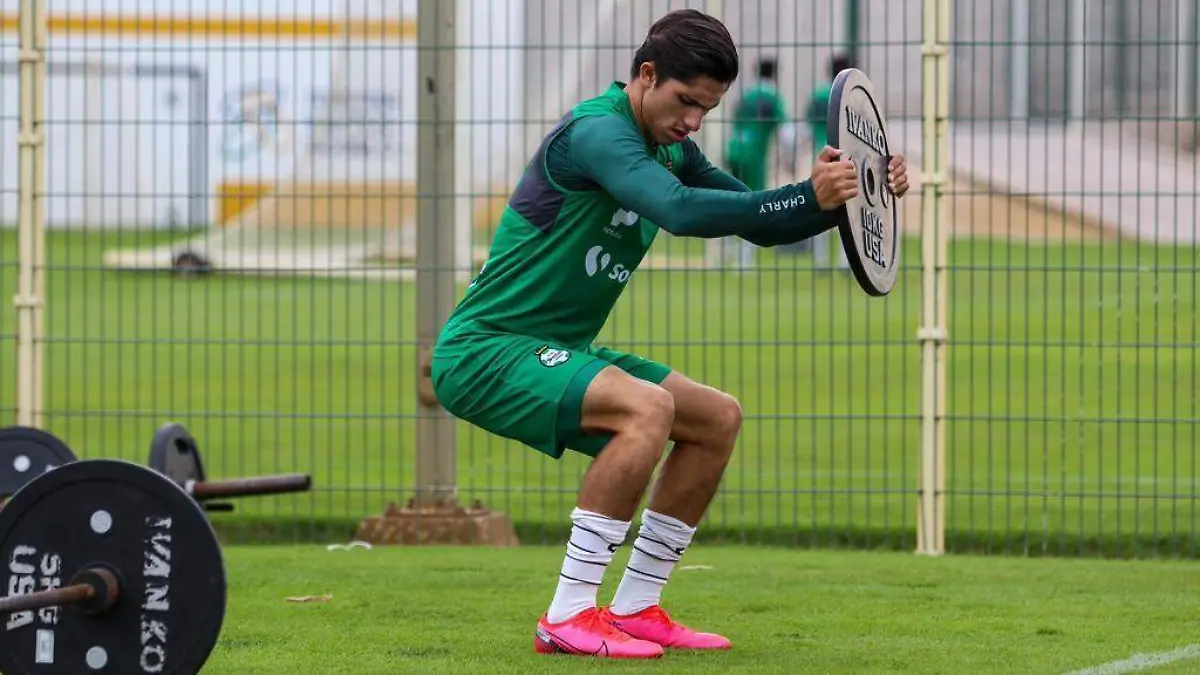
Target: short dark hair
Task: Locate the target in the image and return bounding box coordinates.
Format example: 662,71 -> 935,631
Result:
757,58 -> 777,80
831,53 -> 854,78
630,9 -> 739,85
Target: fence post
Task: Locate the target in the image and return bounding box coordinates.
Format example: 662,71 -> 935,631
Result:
1067,0 -> 1086,121
354,0 -> 518,546
916,0 -> 951,556
413,0 -> 459,511
15,0 -> 47,429
1010,0 -> 1030,119
1174,0 -> 1196,119
847,0 -> 861,66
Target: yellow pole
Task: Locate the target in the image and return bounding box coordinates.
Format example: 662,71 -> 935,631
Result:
916,0 -> 950,556
15,0 -> 47,428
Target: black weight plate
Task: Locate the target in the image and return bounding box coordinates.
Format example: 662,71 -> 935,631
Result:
148,423 -> 206,487
827,67 -> 901,297
0,427 -> 78,499
0,459 -> 226,675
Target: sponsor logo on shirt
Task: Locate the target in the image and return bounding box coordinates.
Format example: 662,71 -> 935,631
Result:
584,246 -> 631,284
604,208 -> 640,239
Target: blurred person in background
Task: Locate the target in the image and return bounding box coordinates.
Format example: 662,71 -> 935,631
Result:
803,52 -> 855,272
722,56 -> 801,268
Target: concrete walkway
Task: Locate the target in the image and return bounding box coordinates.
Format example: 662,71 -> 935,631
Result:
890,120 -> 1199,245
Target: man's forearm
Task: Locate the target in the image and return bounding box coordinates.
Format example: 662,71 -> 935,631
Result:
740,211 -> 838,247
676,142 -> 834,246
629,173 -> 826,241
573,118 -> 831,242
686,164 -> 837,247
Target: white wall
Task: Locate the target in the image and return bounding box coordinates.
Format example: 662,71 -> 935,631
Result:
0,0 -> 524,229
0,64 -> 194,229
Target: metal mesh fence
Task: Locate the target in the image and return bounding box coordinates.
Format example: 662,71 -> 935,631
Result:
2,0 -> 1196,558
946,0 -> 1198,558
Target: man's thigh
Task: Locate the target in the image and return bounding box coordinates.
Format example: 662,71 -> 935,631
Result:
432,335 -> 610,459
560,346 -> 673,458
564,358 -> 740,456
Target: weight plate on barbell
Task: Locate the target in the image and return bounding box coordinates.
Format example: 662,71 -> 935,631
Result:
827,67 -> 901,297
0,426 -> 78,500
0,459 -> 227,675
148,422 -> 206,488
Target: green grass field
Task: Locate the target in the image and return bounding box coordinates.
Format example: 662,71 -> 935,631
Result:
201,545 -> 1198,674
0,230 -> 1195,557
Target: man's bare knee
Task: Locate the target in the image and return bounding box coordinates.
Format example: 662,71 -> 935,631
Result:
626,384 -> 675,446
596,384 -> 674,453
712,392 -> 743,443
581,368 -> 675,452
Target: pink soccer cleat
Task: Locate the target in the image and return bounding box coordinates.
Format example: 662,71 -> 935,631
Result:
601,605 -> 733,650
534,608 -> 665,659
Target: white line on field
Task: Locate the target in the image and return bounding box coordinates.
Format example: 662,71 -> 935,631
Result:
1062,645 -> 1200,675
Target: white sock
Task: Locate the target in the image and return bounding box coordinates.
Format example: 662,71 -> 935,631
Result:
545,507 -> 630,624
610,509 -> 696,616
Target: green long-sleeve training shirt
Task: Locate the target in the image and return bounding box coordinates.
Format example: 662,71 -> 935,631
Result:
440,81 -> 836,348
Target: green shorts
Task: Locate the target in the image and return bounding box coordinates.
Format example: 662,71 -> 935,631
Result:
431,329 -> 671,459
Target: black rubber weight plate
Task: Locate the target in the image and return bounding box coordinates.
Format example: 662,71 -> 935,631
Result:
0,459 -> 227,675
148,423 -> 206,487
0,426 -> 78,499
